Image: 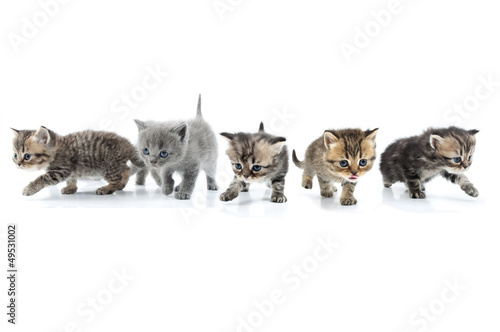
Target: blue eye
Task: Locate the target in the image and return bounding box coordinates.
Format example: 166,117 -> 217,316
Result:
143,148 -> 149,155
339,160 -> 349,167
453,157 -> 461,163
468,155 -> 472,161
24,154 -> 31,161
13,153 -> 18,160
252,165 -> 262,172
359,159 -> 367,166
235,163 -> 242,170
160,151 -> 168,158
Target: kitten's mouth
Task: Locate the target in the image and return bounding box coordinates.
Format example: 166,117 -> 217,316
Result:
348,175 -> 359,181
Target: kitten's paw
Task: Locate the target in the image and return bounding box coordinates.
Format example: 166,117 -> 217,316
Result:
302,179 -> 313,189
162,186 -> 174,196
220,191 -> 238,202
61,186 -> 78,194
340,197 -> 357,206
22,185 -> 38,196
461,184 -> 479,197
175,192 -> 191,200
96,187 -> 115,195
332,186 -> 338,192
271,194 -> 287,203
320,190 -> 334,198
409,191 -> 426,199
207,183 -> 218,191
135,179 -> 145,186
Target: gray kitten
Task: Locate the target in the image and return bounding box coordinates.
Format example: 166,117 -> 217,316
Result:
133,95 -> 218,200
219,122 -> 289,203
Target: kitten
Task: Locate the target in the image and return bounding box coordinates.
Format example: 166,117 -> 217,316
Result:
219,122 -> 288,203
11,127 -> 144,196
380,126 -> 479,198
133,95 -> 218,200
292,128 -> 378,205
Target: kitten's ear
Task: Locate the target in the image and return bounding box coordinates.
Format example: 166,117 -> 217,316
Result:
258,122 -> 265,132
365,128 -> 378,143
34,126 -> 51,145
324,131 -> 339,149
468,129 -> 479,136
220,132 -> 235,142
172,122 -> 188,142
270,137 -> 286,155
429,134 -> 445,150
11,128 -> 20,137
134,119 -> 146,131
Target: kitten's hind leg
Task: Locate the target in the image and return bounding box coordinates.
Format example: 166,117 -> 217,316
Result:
175,167 -> 200,200
318,176 -> 334,198
441,171 -> 479,197
61,178 -> 78,194
271,177 -> 287,203
97,167 -> 130,195
203,161 -> 218,191
301,168 -> 315,189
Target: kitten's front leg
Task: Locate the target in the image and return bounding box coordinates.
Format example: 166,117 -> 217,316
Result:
220,176 -> 243,201
405,174 -> 425,199
270,177 -> 287,203
151,168 -> 162,187
340,181 -> 358,205
161,169 -> 175,196
175,167 -> 200,200
23,170 -> 69,196
441,171 -> 479,197
135,168 -> 148,186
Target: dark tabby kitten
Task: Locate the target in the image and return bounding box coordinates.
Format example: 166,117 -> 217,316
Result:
11,127 -> 144,196
380,126 -> 479,199
293,128 -> 378,205
219,122 -> 288,203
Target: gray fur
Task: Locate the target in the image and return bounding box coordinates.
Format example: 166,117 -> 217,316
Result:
133,95 -> 218,200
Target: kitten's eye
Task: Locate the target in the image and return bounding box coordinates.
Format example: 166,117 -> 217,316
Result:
453,157 -> 461,163
235,163 -> 242,170
468,155 -> 472,161
252,165 -> 262,172
24,154 -> 31,161
13,153 -> 18,160
359,159 -> 367,167
159,151 -> 168,158
339,160 -> 349,167
143,148 -> 150,155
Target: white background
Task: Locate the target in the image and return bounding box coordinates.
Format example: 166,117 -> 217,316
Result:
1,0 -> 499,331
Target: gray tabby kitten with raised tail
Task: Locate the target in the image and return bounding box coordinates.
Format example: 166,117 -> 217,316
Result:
219,122 -> 288,203
133,95 -> 218,200
380,126 -> 479,198
11,127 -> 144,195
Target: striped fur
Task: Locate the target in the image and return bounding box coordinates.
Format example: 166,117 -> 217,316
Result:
380,126 -> 479,198
220,122 -> 289,203
11,127 -> 144,196
293,128 -> 378,205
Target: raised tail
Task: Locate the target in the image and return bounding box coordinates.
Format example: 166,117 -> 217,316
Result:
292,150 -> 305,169
196,94 -> 202,118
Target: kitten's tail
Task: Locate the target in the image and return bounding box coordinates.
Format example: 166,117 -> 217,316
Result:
196,94 -> 202,118
292,150 -> 305,169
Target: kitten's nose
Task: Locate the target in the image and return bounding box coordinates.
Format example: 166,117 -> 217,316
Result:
351,170 -> 358,175
243,174 -> 250,179
17,163 -> 21,167
463,165 -> 468,169
150,160 -> 157,165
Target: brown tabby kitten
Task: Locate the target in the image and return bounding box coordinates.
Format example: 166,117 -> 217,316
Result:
292,128 -> 378,205
220,122 -> 289,203
11,126 -> 144,196
380,126 -> 479,198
